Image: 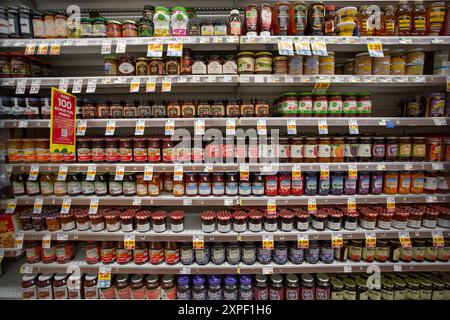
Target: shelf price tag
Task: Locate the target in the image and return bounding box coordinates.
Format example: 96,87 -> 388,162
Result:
320,165 -> 329,180
432,231 -> 444,247
183,198 -> 192,206
115,165 -> 125,181
162,78 -> 172,92
367,42 -> 384,57
5,199 -> 17,214
433,118 -> 447,126
57,233 -> 68,241
33,197 -> 44,214
399,231 -> 411,248
0,249 -> 4,264
432,162 -> 444,171
348,119 -> 359,134
30,79 -> 41,94
124,234 -> 136,250
15,79 -> 26,95
42,233 -> 51,249
146,79 -> 156,92
195,119 -> 205,136
311,41 -> 327,56
57,164 -> 68,181
58,79 -> 69,92
101,40 -> 112,54
132,198 -> 141,206
15,233 -> 24,249
37,43 -> 48,55
376,163 -> 386,171
18,119 -> 28,128
332,233 -> 343,248
204,165 -> 213,173
343,266 -> 352,273
292,164 -> 302,181
386,196 -> 395,213
347,196 -> 357,213
72,78 -> 83,94
365,232 -> 376,248
277,39 -> 294,56
116,40 -> 126,53
262,234 -> 274,250
294,41 -> 311,56
86,165 -> 96,181
89,197 -> 99,215
318,119 -> 328,135
25,43 -> 36,55
135,119 -> 145,136
130,78 -> 140,93
297,234 -> 309,249
98,266 -> 112,288
308,198 -> 317,214
174,165 -> 183,182
426,195 -> 437,203
180,267 -> 191,275
86,78 -> 97,93
76,120 -> 87,136
29,164 -> 39,181
257,119 -> 267,135
224,198 -> 234,206
240,164 -> 249,181
404,163 -> 413,171
287,119 -> 297,135
348,165 -> 358,180
60,197 -> 71,214
226,119 -> 236,135
165,119 -> 175,136
193,235 -> 204,250
267,199 -> 276,214
262,267 -> 273,275
144,165 -> 153,181
50,44 -> 61,55
314,80 -> 330,93
105,119 -> 116,136
147,43 -> 163,57
167,43 -> 183,57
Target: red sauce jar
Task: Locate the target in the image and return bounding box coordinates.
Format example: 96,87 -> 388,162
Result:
133,242 -> 148,264
105,138 -> 119,162
106,20 -> 122,37
55,241 -> 75,264
377,211 -> 393,230
119,138 -> 133,162
91,138 -> 105,162
147,137 -> 161,163
149,241 -> 164,265
279,173 -> 291,196
265,175 -> 279,196
100,241 -> 116,264
163,138 -> 175,163
85,241 -> 101,264
77,138 -> 91,162
391,210 -> 409,230
133,138 -> 148,162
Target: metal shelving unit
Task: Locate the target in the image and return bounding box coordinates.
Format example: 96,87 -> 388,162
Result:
5,162 -> 450,174
1,117 -> 448,129
3,193 -> 449,208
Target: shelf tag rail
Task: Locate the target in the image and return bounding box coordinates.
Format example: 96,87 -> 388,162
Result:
86,165 -> 96,181
76,120 -> 87,136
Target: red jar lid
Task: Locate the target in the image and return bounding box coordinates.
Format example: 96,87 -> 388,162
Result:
120,210 -> 136,219
217,211 -> 232,221
89,214 -> 104,220
148,136 -> 161,142
103,210 -> 120,219
73,209 -> 88,218
313,210 -> 328,219
264,212 -> 278,219
280,210 -> 294,219
345,210 -> 359,218
201,211 -> 216,221
233,211 -> 248,220
361,210 -> 378,218
135,211 -> 150,220
248,210 -> 263,219
151,211 -> 167,220
170,210 -> 185,220
379,211 -> 394,218
328,209 -> 343,218
293,208 -> 310,218
45,213 -> 59,220
133,137 -> 147,143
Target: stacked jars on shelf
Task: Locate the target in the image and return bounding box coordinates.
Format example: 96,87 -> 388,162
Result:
10,169 -> 450,198
7,134 -> 450,164
0,52 -> 53,78
16,205 -> 450,235
21,272 -> 450,300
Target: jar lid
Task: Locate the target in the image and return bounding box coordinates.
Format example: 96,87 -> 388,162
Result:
177,275 -> 190,286
131,275 -> 144,283
255,51 -> 272,57
233,211 -> 248,220
192,275 -> 205,286
240,275 -> 252,286
313,210 -> 328,219
22,274 -> 39,282
355,277 -> 367,289
201,210 -> 216,220
89,214 -> 103,220
301,273 -> 314,284
270,274 -> 283,284
136,57 -> 150,62
38,274 -> 53,281
316,273 -> 329,283
355,52 -> 370,57
208,275 -> 221,286
280,210 -> 294,219
343,278 -> 356,288
151,211 -> 167,220
120,210 -> 136,219
216,211 -> 232,221
294,209 -> 310,218
170,210 -> 185,220
123,20 -> 136,24
248,210 -> 263,219
328,210 -> 343,218
331,278 -> 343,289
394,210 -> 409,217
145,274 -> 159,284
103,210 -> 120,219
237,51 -> 255,57
54,273 -> 68,281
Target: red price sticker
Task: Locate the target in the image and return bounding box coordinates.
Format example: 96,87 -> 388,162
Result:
292,164 -> 302,181
320,165 -> 329,180
124,234 -> 136,250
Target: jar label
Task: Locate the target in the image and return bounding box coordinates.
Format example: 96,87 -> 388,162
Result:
53,286 -> 68,300
149,248 -> 164,264
218,223 -> 231,233
207,61 -> 222,74
26,181 -> 40,195
298,100 -> 312,114
68,181 -> 81,195
106,221 -> 120,232
312,220 -> 324,230
223,61 -> 237,74
147,148 -> 161,162
212,182 -> 225,195
202,223 -> 215,233
118,62 -> 135,75
148,184 -> 160,196
94,181 -> 107,195
248,222 -> 261,232
422,218 -> 437,228
137,222 -> 150,233
424,177 -> 437,191
171,223 -> 184,233
377,220 -> 391,229
109,182 -> 122,195
328,100 -> 343,114
192,61 -> 207,74
136,184 -> 148,196
134,249 -> 149,263
301,288 -> 315,300
81,181 -> 94,194
13,181 -> 25,195
344,221 -> 357,230
37,287 -> 53,300
318,144 -> 331,158
303,145 -> 317,159
146,287 -> 161,300
357,144 -> 371,157
76,220 -> 91,231
153,223 -> 166,233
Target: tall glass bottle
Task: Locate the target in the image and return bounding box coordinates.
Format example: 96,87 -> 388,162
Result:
306,1 -> 325,35
382,5 -> 397,36
411,0 -> 427,36
288,1 -> 307,35
273,1 -> 289,35
426,1 -> 447,36
396,0 -> 412,36
358,6 -> 374,36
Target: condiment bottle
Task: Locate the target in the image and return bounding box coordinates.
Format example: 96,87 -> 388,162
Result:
228,9 -> 242,35
411,0 -> 427,36
396,0 -> 412,36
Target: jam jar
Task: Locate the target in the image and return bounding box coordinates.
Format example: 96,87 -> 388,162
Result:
201,211 -> 216,233
169,211 -> 185,233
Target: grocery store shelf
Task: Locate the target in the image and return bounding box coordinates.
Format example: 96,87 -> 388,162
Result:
18,227 -> 450,243
1,75 -> 445,92
3,193 -> 449,208
0,258 -> 23,299
1,117 -> 448,129
238,261 -> 450,275
0,248 -> 24,258
6,162 -> 450,174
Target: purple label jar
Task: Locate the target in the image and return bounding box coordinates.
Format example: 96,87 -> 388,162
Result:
269,287 -> 284,300
273,243 -> 288,265
315,286 -> 330,300
370,172 -> 383,194
319,176 -> 330,195
358,171 -> 371,195
305,173 -> 318,195
289,246 -> 304,264
257,247 -> 272,264
372,138 -> 386,161
301,287 -> 315,300
286,287 -> 299,300
331,172 -> 344,195
344,175 -> 357,195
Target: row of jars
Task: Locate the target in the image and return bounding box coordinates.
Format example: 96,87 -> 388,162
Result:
0,96 -> 51,119
8,135 -> 450,165
401,92 -> 450,118
21,272 -> 450,301
11,169 -> 450,199
23,238 -> 450,268
0,52 -> 53,78
20,207 -> 185,234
